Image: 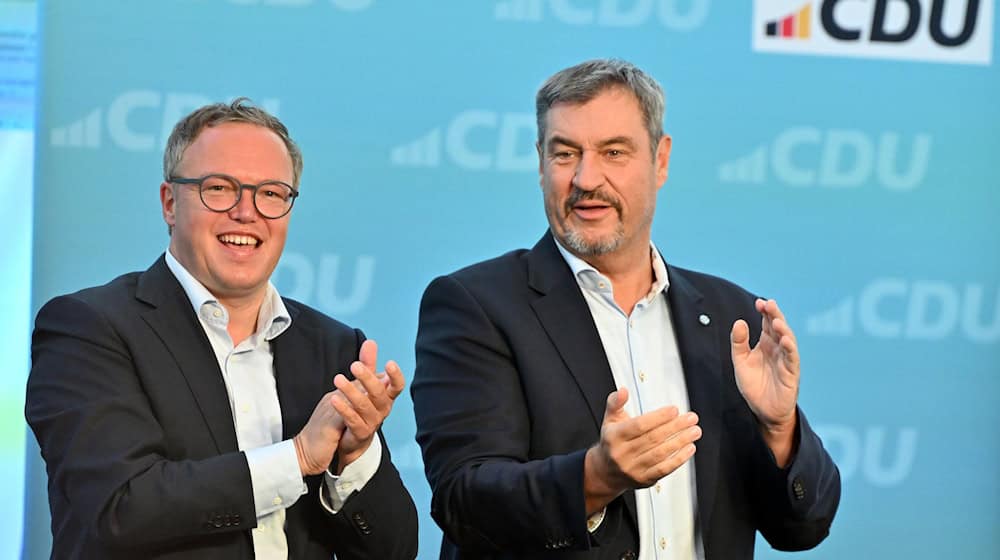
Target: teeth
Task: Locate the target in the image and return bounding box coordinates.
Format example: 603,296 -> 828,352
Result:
219,234 -> 259,246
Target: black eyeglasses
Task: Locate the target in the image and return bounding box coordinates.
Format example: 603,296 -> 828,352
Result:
169,174 -> 299,219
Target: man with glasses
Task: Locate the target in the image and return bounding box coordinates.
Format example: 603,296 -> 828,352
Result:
26,99 -> 418,559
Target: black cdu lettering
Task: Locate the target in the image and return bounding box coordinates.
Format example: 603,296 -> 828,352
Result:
929,0 -> 980,46
870,0 -> 921,42
821,0 -> 861,40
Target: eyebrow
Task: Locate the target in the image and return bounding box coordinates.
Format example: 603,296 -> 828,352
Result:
545,135 -> 638,153
546,135 -> 582,153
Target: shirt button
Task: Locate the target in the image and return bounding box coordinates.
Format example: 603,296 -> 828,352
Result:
638,371 -> 646,382
628,319 -> 634,328
660,537 -> 667,549
213,309 -> 222,318
272,497 -> 282,506
655,483 -> 662,493
598,281 -> 606,290
240,405 -> 250,414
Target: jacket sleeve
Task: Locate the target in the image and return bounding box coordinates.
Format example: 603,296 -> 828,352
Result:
749,407 -> 842,551
324,430 -> 420,559
412,274 -> 594,554
25,294 -> 257,550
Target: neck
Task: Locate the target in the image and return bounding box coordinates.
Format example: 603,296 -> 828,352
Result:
218,291 -> 265,346
582,239 -> 654,316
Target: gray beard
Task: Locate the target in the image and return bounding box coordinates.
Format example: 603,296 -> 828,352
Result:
560,221 -> 625,257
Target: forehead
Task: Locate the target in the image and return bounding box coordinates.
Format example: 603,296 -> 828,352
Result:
543,87 -> 647,143
179,122 -> 293,180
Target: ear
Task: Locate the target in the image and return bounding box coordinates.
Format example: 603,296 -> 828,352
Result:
654,134 -> 672,189
160,181 -> 177,230
536,141 -> 545,186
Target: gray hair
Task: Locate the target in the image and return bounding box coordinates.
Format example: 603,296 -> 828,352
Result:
536,59 -> 665,154
162,97 -> 303,187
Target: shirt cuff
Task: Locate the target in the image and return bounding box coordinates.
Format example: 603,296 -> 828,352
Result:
319,433 -> 383,513
245,439 -> 308,518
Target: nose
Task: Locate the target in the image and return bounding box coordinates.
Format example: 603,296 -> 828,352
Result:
228,185 -> 259,222
572,152 -> 603,191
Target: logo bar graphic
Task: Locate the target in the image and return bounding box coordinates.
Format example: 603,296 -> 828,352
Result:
50,109 -> 101,148
764,3 -> 811,39
390,128 -> 441,167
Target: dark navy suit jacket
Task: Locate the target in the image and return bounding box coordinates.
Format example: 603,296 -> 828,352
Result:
27,255 -> 418,559
412,232 -> 839,559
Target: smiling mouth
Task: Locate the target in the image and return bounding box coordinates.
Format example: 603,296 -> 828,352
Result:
218,233 -> 260,247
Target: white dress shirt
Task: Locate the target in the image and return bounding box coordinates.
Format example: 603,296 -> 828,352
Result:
165,250 -> 380,559
555,241 -> 704,560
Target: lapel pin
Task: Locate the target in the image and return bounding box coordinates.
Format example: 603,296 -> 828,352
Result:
698,313 -> 711,326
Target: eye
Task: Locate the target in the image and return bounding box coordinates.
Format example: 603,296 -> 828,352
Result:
552,150 -> 576,162
259,184 -> 290,201
202,178 -> 235,193
606,149 -> 624,158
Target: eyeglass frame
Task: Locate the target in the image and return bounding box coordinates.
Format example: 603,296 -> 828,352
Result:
168,173 -> 300,219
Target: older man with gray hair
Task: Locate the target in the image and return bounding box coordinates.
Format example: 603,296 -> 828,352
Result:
412,59 -> 840,560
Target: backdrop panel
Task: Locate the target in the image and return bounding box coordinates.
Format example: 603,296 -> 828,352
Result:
26,1 -> 999,558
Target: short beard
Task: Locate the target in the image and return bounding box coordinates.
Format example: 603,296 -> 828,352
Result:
557,186 -> 624,256
561,222 -> 624,256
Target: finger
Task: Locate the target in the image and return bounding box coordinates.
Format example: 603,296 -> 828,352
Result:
627,406 -> 682,437
770,315 -> 797,343
640,442 -> 697,482
350,360 -> 388,406
384,360 -> 406,400
330,393 -> 373,439
778,333 -> 800,373
603,387 -> 630,422
763,299 -> 787,322
730,319 -> 751,360
358,339 -> 378,372
636,422 -> 702,465
631,410 -> 697,449
334,373 -> 379,422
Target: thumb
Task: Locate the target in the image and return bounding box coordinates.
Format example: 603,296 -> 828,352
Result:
603,387 -> 630,423
730,319 -> 751,361
358,339 -> 378,371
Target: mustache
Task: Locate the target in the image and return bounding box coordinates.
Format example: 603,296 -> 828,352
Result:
565,187 -> 622,215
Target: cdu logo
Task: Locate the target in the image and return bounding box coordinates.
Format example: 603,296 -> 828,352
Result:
807,279 -> 1000,343
49,91 -> 281,151
718,127 -> 932,190
273,253 -> 376,316
753,0 -> 993,65
493,0 -> 711,30
816,424 -> 918,487
390,111 -> 537,171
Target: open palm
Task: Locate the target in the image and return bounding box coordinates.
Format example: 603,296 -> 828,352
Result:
731,298 -> 799,429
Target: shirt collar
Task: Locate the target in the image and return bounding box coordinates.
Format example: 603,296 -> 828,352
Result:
164,250 -> 291,341
553,236 -> 670,300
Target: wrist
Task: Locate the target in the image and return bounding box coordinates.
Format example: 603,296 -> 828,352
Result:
583,446 -> 623,515
335,437 -> 373,474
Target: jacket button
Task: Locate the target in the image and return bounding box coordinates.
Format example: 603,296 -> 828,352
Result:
792,477 -> 806,501
352,511 -> 372,535
212,516 -> 224,529
620,550 -> 637,560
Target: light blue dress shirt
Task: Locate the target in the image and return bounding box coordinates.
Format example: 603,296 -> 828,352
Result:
165,251 -> 381,559
555,241 -> 704,560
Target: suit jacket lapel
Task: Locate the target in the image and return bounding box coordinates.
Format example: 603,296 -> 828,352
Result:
665,265 -> 722,537
271,302 -> 327,439
135,255 -> 240,454
526,233 -> 637,519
